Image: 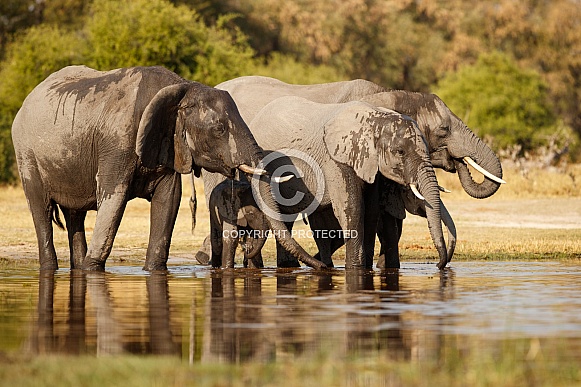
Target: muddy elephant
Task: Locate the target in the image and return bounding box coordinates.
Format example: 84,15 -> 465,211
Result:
208,179 -> 269,268
209,76 -> 504,268
200,96 -> 449,269
12,66 -> 324,271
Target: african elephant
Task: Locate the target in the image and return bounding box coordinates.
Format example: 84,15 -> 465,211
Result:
11,66 -> 324,271
208,179 -> 269,268
210,76 -> 504,268
200,96 -> 449,269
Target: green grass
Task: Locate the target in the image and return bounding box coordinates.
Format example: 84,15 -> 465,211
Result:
1,337 -> 579,387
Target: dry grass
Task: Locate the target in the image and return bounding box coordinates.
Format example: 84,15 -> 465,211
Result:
1,163 -> 580,268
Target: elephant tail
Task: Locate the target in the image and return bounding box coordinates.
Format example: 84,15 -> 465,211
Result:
189,175 -> 197,235
50,200 -> 65,230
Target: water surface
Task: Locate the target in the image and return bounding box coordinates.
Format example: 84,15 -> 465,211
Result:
1,261 -> 581,363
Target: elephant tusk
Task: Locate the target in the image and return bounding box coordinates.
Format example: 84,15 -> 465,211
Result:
274,174 -> 294,183
239,164 -> 267,176
463,157 -> 506,184
439,185 -> 451,193
409,184 -> 425,201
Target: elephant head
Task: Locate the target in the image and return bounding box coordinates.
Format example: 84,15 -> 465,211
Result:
135,82 -> 265,177
136,82 -> 325,269
323,102 -> 449,268
361,92 -> 505,199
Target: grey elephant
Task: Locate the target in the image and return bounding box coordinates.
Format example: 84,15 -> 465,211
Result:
12,66 -> 325,271
200,95 -> 449,269
210,76 -> 504,268
208,179 -> 269,268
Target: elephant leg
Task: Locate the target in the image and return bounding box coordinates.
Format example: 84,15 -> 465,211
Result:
62,208 -> 88,269
24,183 -> 58,270
210,222 -> 224,268
195,235 -> 212,265
377,214 -> 403,269
221,222 -> 238,268
276,221 -> 300,268
309,209 -> 339,267
329,174 -> 366,268
363,181 -> 380,268
82,183 -> 129,271
144,173 -> 181,271
245,251 -> 264,268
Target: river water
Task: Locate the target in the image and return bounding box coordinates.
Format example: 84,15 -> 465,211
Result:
1,261 -> 581,363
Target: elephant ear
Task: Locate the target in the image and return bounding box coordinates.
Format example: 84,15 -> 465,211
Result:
136,83 -> 193,173
323,103 -> 379,184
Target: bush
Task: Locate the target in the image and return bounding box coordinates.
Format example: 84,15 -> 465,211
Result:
434,52 -> 561,152
85,0 -> 255,85
249,52 -> 344,84
0,0 -> 258,183
0,24 -> 84,183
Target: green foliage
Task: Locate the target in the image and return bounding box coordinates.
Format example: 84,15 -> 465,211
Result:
0,24 -> 84,183
0,0 -> 257,183
85,0 -> 255,85
249,52 -> 344,84
434,52 -> 559,151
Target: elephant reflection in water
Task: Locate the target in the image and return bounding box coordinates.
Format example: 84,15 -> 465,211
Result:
201,271 -> 274,363
197,270 -> 458,363
26,271 -> 87,354
26,271 -> 179,356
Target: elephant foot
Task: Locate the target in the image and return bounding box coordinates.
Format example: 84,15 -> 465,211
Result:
195,250 -> 211,265
377,254 -> 400,269
143,262 -> 168,271
277,259 -> 301,268
40,262 -> 58,271
314,253 -> 334,268
81,260 -> 106,271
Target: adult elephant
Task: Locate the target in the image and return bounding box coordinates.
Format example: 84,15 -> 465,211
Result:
12,66 -> 324,271
201,96 -> 449,269
210,76 -> 504,268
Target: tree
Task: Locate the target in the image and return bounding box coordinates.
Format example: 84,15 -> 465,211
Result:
0,24 -> 84,182
434,52 -> 559,151
84,0 -> 255,85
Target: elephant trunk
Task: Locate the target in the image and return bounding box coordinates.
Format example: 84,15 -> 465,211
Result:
454,128 -> 504,199
243,233 -> 268,260
440,201 -> 456,262
416,162 -> 448,269
256,177 -> 326,268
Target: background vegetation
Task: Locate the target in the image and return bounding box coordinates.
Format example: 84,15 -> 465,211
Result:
0,0 -> 580,183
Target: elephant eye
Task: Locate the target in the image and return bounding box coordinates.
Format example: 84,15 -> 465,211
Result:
212,122 -> 226,136
396,148 -> 406,157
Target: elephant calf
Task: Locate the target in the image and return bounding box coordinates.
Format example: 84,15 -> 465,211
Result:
207,180 -> 269,268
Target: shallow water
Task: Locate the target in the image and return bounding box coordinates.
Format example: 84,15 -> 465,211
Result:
1,261 -> 581,362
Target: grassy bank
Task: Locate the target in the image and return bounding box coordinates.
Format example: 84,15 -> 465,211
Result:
1,337 -> 580,387
0,163 -> 580,267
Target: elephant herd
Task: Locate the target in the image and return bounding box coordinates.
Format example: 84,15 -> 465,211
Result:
11,66 -> 505,272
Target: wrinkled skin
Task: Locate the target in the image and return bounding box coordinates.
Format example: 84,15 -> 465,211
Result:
202,76 -> 502,268
207,179 -> 269,268
12,66 -> 324,271
199,96 -> 448,269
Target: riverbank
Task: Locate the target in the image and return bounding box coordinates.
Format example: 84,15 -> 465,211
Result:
0,164 -> 580,267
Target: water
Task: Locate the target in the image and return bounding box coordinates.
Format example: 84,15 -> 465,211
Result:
1,261 -> 581,363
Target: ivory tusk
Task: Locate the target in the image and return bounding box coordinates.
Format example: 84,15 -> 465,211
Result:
274,174 -> 294,183
239,164 -> 267,176
463,157 -> 507,184
409,184 -> 425,201
439,185 -> 451,193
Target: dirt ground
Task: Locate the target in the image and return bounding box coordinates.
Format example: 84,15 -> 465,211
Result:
439,196 -> 581,230
1,182 -> 580,264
